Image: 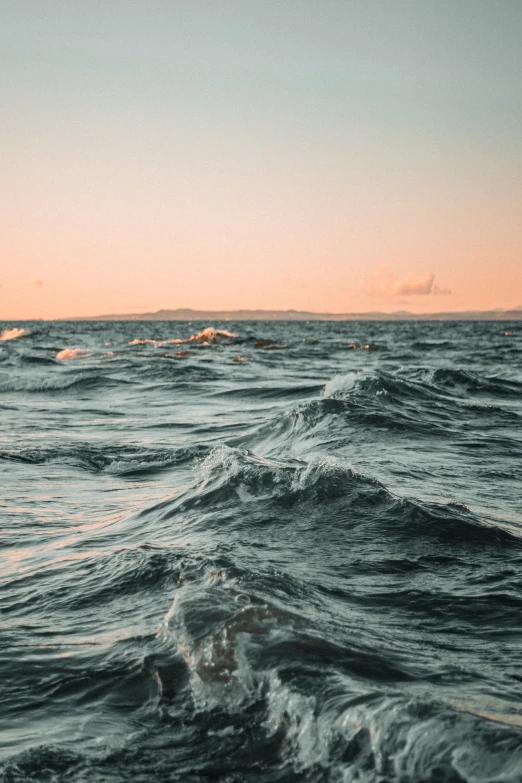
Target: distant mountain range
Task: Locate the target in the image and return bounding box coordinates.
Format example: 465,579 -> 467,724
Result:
73,307 -> 522,321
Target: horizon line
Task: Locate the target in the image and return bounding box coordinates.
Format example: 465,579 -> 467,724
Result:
70,305 -> 522,321
4,306 -> 521,322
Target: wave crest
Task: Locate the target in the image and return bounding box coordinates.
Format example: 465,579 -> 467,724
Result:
56,347 -> 90,360
128,327 -> 238,348
0,327 -> 30,341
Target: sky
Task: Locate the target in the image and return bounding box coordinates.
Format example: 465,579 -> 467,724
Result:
1,0 -> 521,319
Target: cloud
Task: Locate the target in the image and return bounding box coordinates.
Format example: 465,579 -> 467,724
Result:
368,270 -> 451,297
32,279 -> 43,287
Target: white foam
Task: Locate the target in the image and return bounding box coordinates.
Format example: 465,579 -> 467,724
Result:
56,347 -> 90,360
323,372 -> 358,397
129,328 -> 237,348
188,327 -> 237,344
0,327 -> 30,341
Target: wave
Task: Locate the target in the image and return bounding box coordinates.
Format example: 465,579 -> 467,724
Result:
0,443 -> 206,475
3,693 -> 521,783
0,327 -> 30,341
430,367 -> 522,398
324,369 -> 453,405
4,496 -> 520,781
411,339 -> 455,350
325,368 -> 522,403
132,358 -> 224,383
155,549 -> 522,782
0,371 -> 135,393
320,369 -> 521,436
128,338 -> 165,346
145,447 -> 521,550
263,679 -> 522,781
55,347 -> 90,360
129,327 -> 238,348
16,544 -> 194,613
186,327 -> 238,344
323,371 -> 359,397
0,352 -> 57,367
213,381 -> 324,400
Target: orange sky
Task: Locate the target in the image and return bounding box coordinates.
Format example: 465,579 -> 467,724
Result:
1,2 -> 521,319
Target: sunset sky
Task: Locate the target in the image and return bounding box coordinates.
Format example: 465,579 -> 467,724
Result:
1,1 -> 521,319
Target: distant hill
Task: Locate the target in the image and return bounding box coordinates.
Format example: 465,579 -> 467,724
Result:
70,307 -> 522,321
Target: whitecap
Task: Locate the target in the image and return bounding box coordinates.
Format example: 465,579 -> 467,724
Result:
56,347 -> 90,360
323,372 -> 358,397
128,338 -> 164,346
0,327 -> 30,341
129,327 -> 238,349
181,327 -> 237,345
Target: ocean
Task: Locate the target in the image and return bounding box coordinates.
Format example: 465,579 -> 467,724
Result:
1,319 -> 521,782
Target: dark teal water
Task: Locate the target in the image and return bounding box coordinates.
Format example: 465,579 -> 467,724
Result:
1,320 -> 521,782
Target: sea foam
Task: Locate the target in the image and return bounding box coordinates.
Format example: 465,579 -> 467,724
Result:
0,327 -> 30,341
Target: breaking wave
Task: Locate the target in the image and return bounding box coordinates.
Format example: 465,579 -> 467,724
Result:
129,326 -> 238,347
56,347 -> 90,360
0,327 -> 30,341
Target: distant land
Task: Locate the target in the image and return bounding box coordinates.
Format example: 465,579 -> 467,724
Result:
71,308 -> 522,321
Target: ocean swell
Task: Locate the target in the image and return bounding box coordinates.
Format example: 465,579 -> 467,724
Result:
1,319 -> 521,782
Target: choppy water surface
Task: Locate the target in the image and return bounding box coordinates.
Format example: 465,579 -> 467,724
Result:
1,320 -> 521,782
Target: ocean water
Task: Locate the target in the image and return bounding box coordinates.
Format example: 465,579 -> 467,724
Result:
1,319 -> 521,783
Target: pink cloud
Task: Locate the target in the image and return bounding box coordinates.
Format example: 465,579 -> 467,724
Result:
369,270 -> 451,297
